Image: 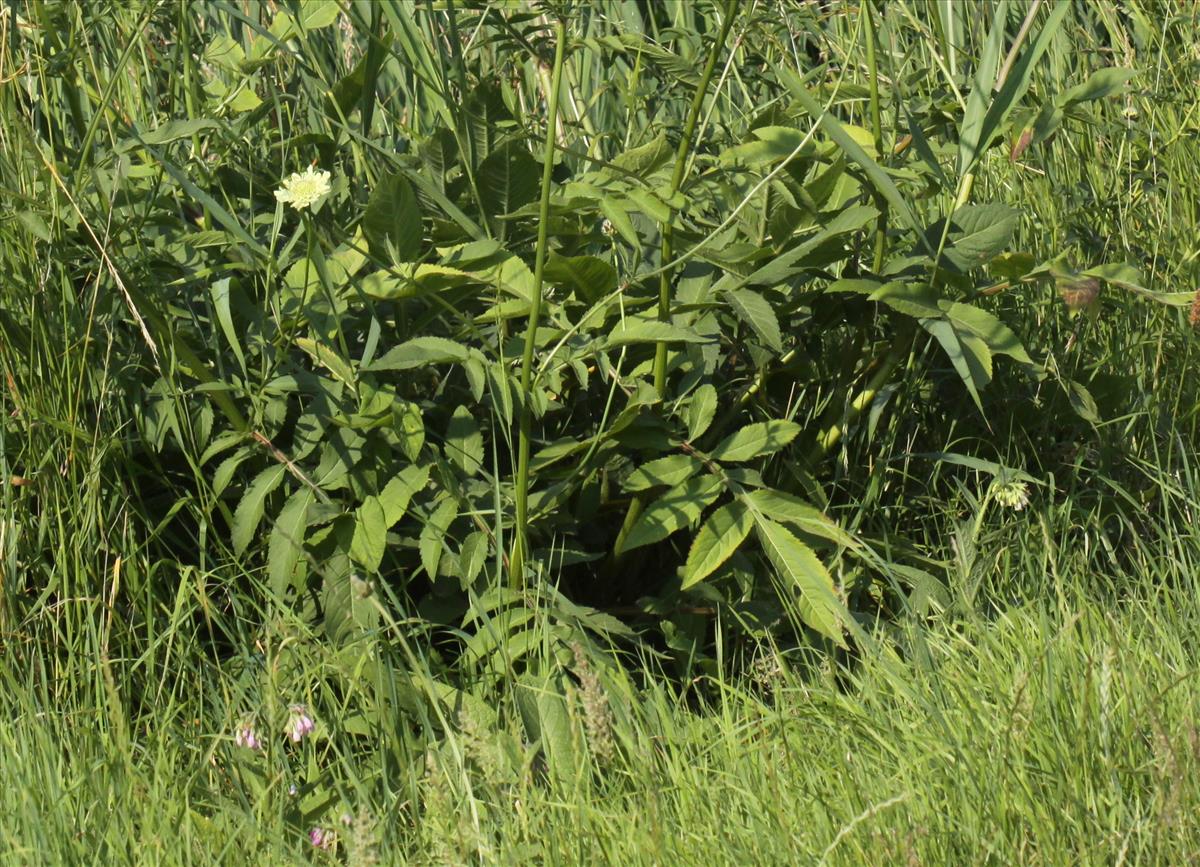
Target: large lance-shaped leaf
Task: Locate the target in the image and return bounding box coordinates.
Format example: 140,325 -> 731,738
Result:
682,499 -> 753,589
604,319 -> 710,348
232,465 -> 287,555
363,173 -> 422,262
922,318 -> 992,411
741,489 -> 859,551
709,420 -> 801,463
754,517 -> 845,646
368,337 -> 472,370
268,487 -> 313,595
616,475 -> 722,554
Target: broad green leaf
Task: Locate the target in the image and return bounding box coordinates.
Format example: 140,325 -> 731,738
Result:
719,125 -> 816,166
1058,67 -> 1137,107
682,500 -> 753,589
420,498 -> 459,579
623,454 -> 703,492
712,204 -> 878,294
232,465 -> 286,555
459,531 -> 489,586
478,140 -> 540,219
687,384 -> 718,441
754,517 -> 845,645
604,319 -> 710,348
939,300 -> 1032,364
536,677 -> 577,788
359,264 -> 474,300
1082,263 -> 1194,306
445,406 -> 484,476
934,204 -> 1021,271
544,253 -> 617,303
709,420 -> 801,463
368,337 -> 472,370
617,475 -> 722,554
268,488 -> 313,595
126,119 -> 220,149
362,173 -> 423,262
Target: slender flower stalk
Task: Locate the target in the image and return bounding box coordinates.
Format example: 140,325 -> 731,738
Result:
511,17 -> 568,589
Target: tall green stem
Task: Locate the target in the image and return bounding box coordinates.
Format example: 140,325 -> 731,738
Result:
651,0 -> 738,396
511,18 -> 568,589
864,1 -> 888,273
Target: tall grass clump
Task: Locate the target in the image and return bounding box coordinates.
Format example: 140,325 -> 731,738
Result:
1,0 -> 1199,862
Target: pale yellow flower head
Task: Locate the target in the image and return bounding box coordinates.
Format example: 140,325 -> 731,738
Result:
275,166 -> 331,211
992,479 -> 1030,511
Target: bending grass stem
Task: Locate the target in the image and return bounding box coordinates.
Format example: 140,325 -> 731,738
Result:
511,18 -> 568,589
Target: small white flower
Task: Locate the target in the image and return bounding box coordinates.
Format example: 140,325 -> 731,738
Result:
275,166 -> 331,211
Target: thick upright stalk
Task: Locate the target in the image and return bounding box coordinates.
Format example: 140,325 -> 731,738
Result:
511,18 -> 567,589
651,1 -> 738,395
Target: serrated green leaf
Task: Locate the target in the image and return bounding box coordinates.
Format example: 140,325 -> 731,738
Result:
623,454 -> 703,492
939,300 -> 1032,364
617,474 -> 722,554
682,500 -> 752,589
478,140 -> 540,220
420,498 -> 459,579
709,420 -> 801,463
445,406 -> 484,476
687,384 -> 717,441
294,337 -> 356,385
725,288 -> 782,353
379,464 -> 429,525
232,465 -> 286,555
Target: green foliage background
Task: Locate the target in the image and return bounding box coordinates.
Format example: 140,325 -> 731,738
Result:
1,0 -> 1198,862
